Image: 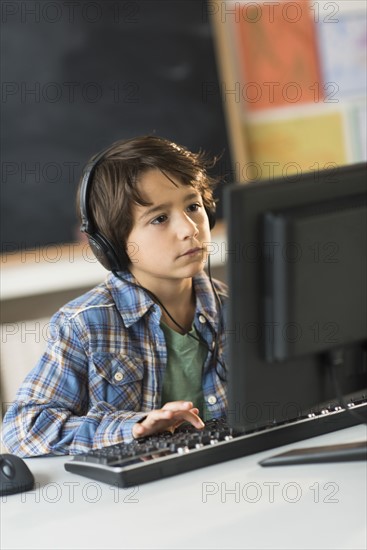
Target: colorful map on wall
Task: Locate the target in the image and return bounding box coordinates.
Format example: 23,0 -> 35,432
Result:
245,112 -> 347,179
234,0 -> 322,111
317,11 -> 367,100
347,101 -> 367,162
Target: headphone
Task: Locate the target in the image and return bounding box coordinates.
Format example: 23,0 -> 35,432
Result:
79,142 -> 217,272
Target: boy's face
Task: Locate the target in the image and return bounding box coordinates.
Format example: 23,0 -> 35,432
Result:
126,169 -> 211,287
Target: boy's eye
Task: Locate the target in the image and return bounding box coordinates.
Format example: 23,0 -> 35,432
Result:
187,203 -> 201,213
150,203 -> 202,225
151,214 -> 167,225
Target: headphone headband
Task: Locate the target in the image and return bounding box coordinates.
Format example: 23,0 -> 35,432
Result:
79,144 -> 118,234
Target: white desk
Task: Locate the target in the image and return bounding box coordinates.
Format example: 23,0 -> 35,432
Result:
1,425 -> 366,550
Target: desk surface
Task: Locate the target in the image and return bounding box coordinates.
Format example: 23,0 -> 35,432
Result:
1,424 -> 366,550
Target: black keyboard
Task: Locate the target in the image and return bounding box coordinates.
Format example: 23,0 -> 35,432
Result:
65,398 -> 367,487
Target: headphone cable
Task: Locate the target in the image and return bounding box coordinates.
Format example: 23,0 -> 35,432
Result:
113,257 -> 227,380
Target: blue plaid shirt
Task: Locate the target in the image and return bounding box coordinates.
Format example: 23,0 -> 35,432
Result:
2,271 -> 227,456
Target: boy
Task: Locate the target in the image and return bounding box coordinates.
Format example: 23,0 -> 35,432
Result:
2,136 -> 227,456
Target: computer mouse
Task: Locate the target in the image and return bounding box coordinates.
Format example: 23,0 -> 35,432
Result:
0,454 -> 35,496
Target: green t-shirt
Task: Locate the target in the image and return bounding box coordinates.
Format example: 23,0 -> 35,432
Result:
161,322 -> 210,421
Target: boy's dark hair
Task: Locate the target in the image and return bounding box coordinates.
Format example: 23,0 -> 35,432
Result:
77,135 -> 219,259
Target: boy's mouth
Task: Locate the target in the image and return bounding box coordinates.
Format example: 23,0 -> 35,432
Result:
178,247 -> 202,258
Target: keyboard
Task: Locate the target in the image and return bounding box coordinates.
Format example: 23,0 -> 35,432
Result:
65,398 -> 367,487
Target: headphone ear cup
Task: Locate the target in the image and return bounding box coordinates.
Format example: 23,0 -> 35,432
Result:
206,204 -> 216,230
87,233 -> 124,272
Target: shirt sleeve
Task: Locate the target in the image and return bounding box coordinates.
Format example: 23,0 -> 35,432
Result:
1,311 -> 147,457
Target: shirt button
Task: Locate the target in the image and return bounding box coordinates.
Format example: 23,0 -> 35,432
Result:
198,315 -> 206,324
114,372 -> 124,382
207,395 -> 217,405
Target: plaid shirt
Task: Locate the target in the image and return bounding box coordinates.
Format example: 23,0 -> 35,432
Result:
2,271 -> 227,457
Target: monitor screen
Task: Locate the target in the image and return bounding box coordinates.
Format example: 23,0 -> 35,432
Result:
225,162 -> 367,432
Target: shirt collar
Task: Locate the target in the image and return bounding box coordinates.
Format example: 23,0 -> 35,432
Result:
106,271 -> 157,327
106,270 -> 221,330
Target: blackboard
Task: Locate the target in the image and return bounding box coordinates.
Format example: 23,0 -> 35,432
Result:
1,0 -> 231,253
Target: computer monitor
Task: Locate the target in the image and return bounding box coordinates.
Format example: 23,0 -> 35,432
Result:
225,162 -> 367,433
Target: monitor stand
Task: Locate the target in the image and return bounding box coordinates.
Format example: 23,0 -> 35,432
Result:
259,440 -> 367,466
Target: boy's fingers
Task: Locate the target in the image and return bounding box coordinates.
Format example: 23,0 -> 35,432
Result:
162,401 -> 193,411
150,408 -> 203,428
172,409 -> 204,429
133,407 -> 205,438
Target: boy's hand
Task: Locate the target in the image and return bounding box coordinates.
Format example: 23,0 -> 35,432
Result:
132,401 -> 205,439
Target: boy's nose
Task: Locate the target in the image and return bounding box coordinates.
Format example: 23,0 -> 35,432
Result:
177,212 -> 199,239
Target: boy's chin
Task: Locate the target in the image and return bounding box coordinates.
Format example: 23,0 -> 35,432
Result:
179,262 -> 208,278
